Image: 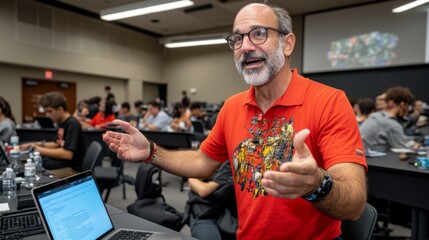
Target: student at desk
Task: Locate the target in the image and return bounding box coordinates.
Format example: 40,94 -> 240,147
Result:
20,92 -> 86,178
360,86 -> 419,158
140,101 -> 171,131
0,96 -> 17,143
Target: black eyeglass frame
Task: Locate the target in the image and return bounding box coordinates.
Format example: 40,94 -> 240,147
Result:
225,27 -> 289,50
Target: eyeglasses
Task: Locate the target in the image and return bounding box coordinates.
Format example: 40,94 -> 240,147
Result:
225,27 -> 288,50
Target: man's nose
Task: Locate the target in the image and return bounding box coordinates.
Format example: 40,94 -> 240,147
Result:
240,35 -> 257,52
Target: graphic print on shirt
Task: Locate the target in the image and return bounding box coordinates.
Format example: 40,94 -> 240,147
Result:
233,114 -> 295,198
57,128 -> 64,147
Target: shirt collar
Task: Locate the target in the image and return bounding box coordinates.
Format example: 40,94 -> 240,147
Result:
243,69 -> 309,109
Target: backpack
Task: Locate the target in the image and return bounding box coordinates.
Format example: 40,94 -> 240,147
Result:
127,163 -> 185,231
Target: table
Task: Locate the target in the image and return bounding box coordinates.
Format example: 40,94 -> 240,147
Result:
22,205 -> 195,240
0,174 -> 195,240
16,128 -> 205,152
16,128 -> 111,158
366,152 -> 429,240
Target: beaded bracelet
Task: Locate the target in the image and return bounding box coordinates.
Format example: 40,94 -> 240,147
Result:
143,141 -> 157,164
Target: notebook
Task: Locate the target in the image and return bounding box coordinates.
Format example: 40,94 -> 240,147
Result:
31,171 -> 181,240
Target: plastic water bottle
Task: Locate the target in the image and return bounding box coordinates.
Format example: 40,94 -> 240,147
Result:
9,149 -> 21,169
33,151 -> 43,180
2,168 -> 16,198
10,135 -> 19,149
24,159 -> 36,189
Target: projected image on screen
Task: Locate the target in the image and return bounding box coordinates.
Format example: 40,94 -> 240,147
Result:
326,31 -> 399,68
303,1 -> 427,73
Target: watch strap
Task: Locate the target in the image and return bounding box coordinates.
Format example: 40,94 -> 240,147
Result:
303,168 -> 333,202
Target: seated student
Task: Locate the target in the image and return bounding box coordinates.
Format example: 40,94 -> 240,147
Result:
0,96 -> 17,143
73,99 -> 90,127
85,99 -> 116,129
132,100 -> 148,128
140,100 -> 171,131
356,98 -> 376,126
375,92 -> 387,111
190,102 -> 211,130
169,103 -> 192,132
360,86 -> 418,156
86,96 -> 102,119
20,92 -> 86,178
185,161 -> 237,240
405,99 -> 429,136
117,101 -> 137,123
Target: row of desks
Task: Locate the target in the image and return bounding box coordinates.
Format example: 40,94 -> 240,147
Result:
366,152 -> 429,240
16,128 -> 203,157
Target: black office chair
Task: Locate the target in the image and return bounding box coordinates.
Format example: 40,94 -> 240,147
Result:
93,151 -> 135,202
81,141 -> 103,172
341,202 -> 378,240
191,120 -> 205,133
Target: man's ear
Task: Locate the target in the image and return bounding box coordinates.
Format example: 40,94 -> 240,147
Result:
283,33 -> 295,57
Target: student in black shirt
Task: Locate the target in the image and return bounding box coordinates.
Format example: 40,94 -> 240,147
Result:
20,92 -> 87,178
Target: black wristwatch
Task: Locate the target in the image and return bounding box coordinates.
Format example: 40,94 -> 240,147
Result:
303,168 -> 333,202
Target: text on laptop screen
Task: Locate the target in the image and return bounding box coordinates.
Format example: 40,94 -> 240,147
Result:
35,175 -> 113,240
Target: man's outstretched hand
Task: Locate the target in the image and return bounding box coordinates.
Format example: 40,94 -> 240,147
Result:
261,129 -> 322,199
102,120 -> 151,162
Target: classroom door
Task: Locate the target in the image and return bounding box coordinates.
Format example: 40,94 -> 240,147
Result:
21,78 -> 76,123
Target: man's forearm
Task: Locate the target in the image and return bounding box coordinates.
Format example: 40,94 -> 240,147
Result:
313,163 -> 367,220
152,146 -> 221,179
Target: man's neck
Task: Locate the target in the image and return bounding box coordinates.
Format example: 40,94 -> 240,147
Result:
254,67 -> 292,113
59,112 -> 71,123
385,108 -> 399,118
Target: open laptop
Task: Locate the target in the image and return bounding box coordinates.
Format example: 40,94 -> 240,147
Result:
31,171 -> 181,240
34,116 -> 56,129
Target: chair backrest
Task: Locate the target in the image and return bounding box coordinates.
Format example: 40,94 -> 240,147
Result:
341,202 -> 378,240
81,141 -> 103,172
191,120 -> 205,133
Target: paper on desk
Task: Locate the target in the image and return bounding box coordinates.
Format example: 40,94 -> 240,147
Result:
0,203 -> 10,212
390,148 -> 415,154
365,149 -> 387,157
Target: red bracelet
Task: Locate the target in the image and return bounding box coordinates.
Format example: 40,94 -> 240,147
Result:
143,141 -> 157,164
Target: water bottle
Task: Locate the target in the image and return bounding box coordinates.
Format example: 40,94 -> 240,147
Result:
9,149 -> 21,169
10,135 -> 19,150
24,159 -> 36,189
33,151 -> 43,180
2,168 -> 16,198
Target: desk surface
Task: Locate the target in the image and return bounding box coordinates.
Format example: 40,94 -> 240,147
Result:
366,152 -> 429,210
22,205 -> 195,240
366,152 -> 429,176
366,151 -> 429,240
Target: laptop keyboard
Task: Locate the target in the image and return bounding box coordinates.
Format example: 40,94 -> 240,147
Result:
0,210 -> 45,239
109,229 -> 153,240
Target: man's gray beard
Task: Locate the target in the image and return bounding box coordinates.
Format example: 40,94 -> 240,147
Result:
235,42 -> 285,86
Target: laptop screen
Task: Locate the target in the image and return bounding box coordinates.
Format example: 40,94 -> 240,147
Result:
32,171 -> 114,240
34,116 -> 56,129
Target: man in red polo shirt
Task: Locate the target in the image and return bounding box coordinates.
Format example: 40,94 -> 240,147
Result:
104,3 -> 367,239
